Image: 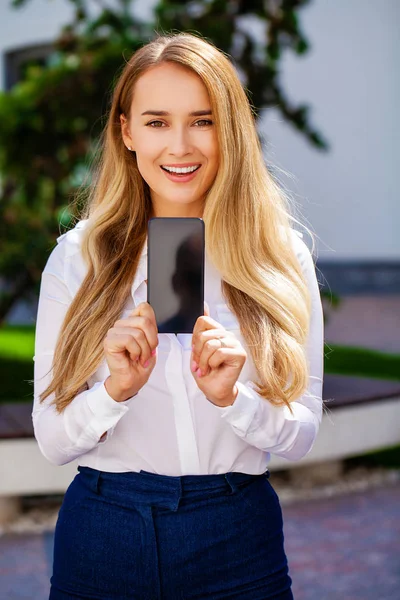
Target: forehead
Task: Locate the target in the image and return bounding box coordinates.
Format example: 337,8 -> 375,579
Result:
131,62 -> 210,111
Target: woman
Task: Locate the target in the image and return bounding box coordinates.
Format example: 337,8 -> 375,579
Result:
33,32 -> 324,600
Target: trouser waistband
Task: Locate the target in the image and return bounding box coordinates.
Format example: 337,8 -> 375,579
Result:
76,465 -> 270,511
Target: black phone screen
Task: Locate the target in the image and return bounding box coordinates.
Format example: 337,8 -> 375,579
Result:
147,217 -> 205,334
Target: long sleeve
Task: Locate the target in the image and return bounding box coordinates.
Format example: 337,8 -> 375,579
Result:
216,234 -> 324,462
32,236 -> 131,466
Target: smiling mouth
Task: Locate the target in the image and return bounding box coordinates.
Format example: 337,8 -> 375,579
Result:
160,165 -> 201,175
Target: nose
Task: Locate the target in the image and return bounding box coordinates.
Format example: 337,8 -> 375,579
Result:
168,125 -> 193,157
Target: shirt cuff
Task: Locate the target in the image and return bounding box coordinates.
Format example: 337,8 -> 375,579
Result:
215,381 -> 262,434
85,380 -> 131,439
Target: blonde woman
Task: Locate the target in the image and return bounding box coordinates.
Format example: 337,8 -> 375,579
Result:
33,32 -> 324,600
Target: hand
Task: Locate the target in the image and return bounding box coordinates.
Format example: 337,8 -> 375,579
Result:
191,303 -> 247,407
103,302 -> 158,402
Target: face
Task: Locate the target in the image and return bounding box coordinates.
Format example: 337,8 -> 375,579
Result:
121,62 -> 219,218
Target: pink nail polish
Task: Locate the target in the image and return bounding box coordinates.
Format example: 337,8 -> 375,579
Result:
151,349 -> 157,356
191,360 -> 198,372
143,360 -> 150,368
196,368 -> 202,377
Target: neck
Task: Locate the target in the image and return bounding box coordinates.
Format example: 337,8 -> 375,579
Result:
150,197 -> 205,219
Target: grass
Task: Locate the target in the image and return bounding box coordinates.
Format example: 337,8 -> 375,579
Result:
0,326 -> 35,403
0,326 -> 400,403
324,344 -> 400,381
345,444 -> 400,469
0,324 -> 35,361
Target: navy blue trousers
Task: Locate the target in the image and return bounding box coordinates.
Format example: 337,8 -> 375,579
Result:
49,466 -> 293,599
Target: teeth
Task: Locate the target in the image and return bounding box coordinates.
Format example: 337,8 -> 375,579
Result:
162,165 -> 200,174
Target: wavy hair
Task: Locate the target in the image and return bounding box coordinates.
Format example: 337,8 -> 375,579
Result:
39,32 -> 315,415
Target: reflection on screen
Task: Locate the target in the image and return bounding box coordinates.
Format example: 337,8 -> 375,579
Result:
148,219 -> 204,334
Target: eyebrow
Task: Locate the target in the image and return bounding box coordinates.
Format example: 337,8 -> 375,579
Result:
141,109 -> 212,117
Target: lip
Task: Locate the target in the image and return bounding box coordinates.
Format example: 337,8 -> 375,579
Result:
160,164 -> 202,183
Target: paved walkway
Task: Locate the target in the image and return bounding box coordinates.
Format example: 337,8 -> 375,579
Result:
0,481 -> 399,600
282,482 -> 400,600
323,296 -> 400,354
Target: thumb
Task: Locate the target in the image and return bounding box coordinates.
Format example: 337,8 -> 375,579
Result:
204,300 -> 210,317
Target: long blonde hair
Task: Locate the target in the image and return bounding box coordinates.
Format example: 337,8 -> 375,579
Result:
39,32 -> 315,415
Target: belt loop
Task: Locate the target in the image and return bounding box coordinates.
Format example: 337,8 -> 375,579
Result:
224,473 -> 239,495
79,466 -> 102,495
93,469 -> 102,494
92,469 -> 101,494
176,476 -> 183,511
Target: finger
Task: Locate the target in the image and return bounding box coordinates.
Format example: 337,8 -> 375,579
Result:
195,338 -> 228,375
114,315 -> 158,351
111,328 -> 152,366
192,315 -> 224,348
129,302 -> 157,329
206,347 -> 246,371
105,331 -> 142,363
192,328 -> 228,363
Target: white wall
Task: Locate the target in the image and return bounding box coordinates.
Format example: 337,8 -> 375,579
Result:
0,0 -> 154,85
0,0 -> 73,86
1,0 -> 398,262
261,0 -> 400,261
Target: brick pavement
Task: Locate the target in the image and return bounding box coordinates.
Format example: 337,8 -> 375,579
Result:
282,482 -> 400,600
0,482 -> 399,600
324,296 -> 400,354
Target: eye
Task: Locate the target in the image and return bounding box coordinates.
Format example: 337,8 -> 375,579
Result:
195,119 -> 213,127
146,120 -> 165,128
145,119 -> 213,128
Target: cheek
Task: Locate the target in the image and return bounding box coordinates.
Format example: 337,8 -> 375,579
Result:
204,135 -> 219,169
206,144 -> 219,178
135,137 -> 159,161
204,131 -> 218,155
134,141 -> 161,179
134,158 -> 158,193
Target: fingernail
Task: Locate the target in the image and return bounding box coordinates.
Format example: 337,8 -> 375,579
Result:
151,349 -> 157,356
143,360 -> 150,368
196,368 -> 202,377
191,360 -> 198,373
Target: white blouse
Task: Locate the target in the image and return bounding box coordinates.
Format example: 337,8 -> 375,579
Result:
32,220 -> 324,475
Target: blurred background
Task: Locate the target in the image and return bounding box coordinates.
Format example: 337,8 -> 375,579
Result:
0,1 -> 399,599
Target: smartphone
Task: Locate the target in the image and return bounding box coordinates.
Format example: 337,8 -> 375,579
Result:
147,217 -> 205,334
